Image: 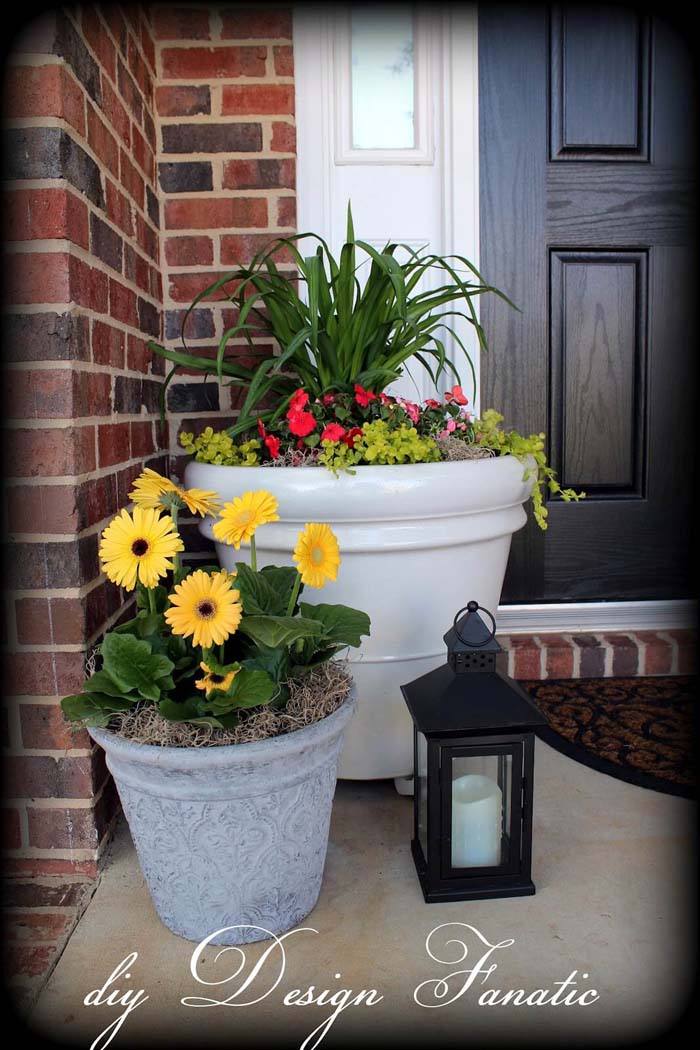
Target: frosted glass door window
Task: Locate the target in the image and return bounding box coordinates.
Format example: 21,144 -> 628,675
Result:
351,5 -> 415,149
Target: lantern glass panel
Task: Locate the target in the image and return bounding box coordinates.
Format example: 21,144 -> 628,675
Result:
450,753 -> 512,869
417,731 -> 428,858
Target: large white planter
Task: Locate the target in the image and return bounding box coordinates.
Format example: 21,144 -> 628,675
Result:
90,693 -> 356,945
186,456 -> 533,780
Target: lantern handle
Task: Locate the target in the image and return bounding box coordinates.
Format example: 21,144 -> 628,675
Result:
453,601 -> 497,647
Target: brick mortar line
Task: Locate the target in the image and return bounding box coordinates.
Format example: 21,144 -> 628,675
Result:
5,412 -> 165,431
3,174 -> 164,275
3,748 -> 93,760
5,847 -> 98,860
4,905 -> 84,914
65,5 -> 157,104
5,643 -> 90,654
154,41 -> 293,52
8,771 -> 112,812
17,799 -> 30,850
9,37 -> 155,183
5,578 -> 110,601
4,454 -> 169,487
634,632 -> 648,675
5,115 -> 160,240
3,299 -> 162,348
68,8 -> 158,142
2,356 -> 164,383
657,631 -> 680,674
5,54 -> 63,68
158,188 -> 296,198
164,259 -> 296,273
156,81 -> 295,99
5,238 -> 162,311
0,875 -> 96,886
6,193 -> 161,296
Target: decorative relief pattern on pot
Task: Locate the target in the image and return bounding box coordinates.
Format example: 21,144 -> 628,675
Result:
117,762 -> 337,945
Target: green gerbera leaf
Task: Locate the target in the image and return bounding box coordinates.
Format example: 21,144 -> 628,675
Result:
237,614 -> 323,650
101,632 -> 175,702
61,692 -> 136,726
298,603 -> 371,648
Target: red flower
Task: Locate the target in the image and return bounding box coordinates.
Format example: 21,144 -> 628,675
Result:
289,389 -> 309,413
321,423 -> 346,443
425,398 -> 441,409
444,384 -> 468,406
287,409 -> 317,437
264,434 -> 280,458
342,427 -> 363,449
322,393 -> 337,406
354,384 -> 376,408
257,417 -> 267,438
379,393 -> 393,406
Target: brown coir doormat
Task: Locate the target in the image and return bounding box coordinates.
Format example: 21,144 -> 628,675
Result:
522,676 -> 696,799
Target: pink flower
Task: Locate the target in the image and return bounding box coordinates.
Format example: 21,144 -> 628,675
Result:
354,384 -> 376,408
289,389 -> 309,413
444,385 -> 468,406
321,423 -> 346,443
425,398 -> 441,409
398,398 -> 420,424
446,419 -> 457,433
379,393 -> 393,406
438,429 -> 450,440
265,434 -> 280,458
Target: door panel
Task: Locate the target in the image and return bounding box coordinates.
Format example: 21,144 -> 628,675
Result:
549,250 -> 646,495
479,4 -> 696,602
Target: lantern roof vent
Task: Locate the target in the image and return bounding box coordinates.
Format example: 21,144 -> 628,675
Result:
444,601 -> 501,674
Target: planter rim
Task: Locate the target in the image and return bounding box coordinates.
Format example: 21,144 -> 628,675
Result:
185,452 -> 524,478
89,691 -> 356,770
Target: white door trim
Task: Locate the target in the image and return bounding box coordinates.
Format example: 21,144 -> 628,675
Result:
293,3 -> 482,405
496,600 -> 697,634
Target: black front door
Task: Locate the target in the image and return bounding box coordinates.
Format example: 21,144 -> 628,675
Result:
479,4 -> 696,602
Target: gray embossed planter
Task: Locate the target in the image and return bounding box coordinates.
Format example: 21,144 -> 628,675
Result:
89,692 -> 356,946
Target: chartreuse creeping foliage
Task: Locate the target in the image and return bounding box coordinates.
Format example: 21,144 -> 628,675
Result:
474,410 -> 584,529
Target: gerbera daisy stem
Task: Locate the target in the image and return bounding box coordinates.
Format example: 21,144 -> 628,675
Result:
250,534 -> 257,573
147,587 -> 157,615
170,506 -> 180,573
286,572 -> 302,617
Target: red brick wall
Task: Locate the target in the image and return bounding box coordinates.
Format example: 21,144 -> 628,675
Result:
2,6 -> 164,892
153,5 -> 296,505
1,4 -> 298,908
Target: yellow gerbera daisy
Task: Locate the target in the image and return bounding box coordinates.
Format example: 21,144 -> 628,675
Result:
164,570 -> 243,649
212,490 -> 280,549
195,661 -> 238,696
99,507 -> 184,591
293,523 -> 341,589
129,468 -> 220,518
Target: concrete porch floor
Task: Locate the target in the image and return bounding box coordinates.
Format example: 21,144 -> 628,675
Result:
29,739 -> 693,1049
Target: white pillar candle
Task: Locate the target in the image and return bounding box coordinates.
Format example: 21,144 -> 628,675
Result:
451,774 -> 502,868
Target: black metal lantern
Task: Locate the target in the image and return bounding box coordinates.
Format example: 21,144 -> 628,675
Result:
401,601 -> 546,903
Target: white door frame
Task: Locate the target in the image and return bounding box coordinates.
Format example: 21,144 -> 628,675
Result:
293,4 -> 695,632
294,3 -> 481,407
